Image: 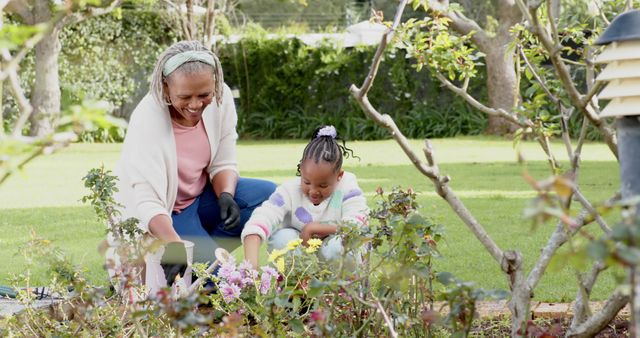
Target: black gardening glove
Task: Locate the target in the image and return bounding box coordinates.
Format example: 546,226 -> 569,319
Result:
218,192 -> 240,231
160,242 -> 188,286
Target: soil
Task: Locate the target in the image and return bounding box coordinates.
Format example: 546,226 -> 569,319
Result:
470,317 -> 629,337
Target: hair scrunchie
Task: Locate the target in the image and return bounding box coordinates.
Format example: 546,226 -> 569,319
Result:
163,51 -> 216,76
316,125 -> 337,139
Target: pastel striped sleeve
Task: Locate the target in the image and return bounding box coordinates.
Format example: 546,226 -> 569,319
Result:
340,173 -> 369,226
241,185 -> 291,243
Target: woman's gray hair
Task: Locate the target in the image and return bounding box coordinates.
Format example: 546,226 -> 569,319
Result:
149,40 -> 224,106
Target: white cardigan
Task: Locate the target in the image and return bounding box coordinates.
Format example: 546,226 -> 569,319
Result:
113,84 -> 238,233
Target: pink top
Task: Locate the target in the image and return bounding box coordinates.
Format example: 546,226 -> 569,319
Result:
172,119 -> 211,212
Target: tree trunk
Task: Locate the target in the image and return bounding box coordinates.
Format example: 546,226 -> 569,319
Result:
28,0 -> 61,137
484,39 -> 520,135
502,250 -> 531,337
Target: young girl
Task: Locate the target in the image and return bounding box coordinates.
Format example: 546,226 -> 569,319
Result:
241,125 -> 368,268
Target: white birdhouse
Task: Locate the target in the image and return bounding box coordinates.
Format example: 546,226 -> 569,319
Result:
594,10 -> 640,118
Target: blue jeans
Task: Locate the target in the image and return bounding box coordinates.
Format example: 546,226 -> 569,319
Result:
171,177 -> 276,264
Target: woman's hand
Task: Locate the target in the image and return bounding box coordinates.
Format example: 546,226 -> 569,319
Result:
160,241 -> 188,285
148,214 -> 181,242
218,192 -> 240,230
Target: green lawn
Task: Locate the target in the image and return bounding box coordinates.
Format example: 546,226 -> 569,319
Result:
0,137 -> 620,301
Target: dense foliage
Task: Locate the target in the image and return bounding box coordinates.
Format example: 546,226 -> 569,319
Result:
1,169 -> 506,337
219,25 -> 488,140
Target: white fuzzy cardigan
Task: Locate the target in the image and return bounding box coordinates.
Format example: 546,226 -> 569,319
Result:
113,84 -> 238,233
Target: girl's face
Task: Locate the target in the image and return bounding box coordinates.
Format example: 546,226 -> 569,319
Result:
300,159 -> 344,205
164,69 -> 215,127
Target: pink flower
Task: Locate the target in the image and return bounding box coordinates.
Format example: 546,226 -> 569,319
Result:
218,260 -> 236,280
239,260 -> 259,279
261,266 -> 278,278
220,282 -> 241,302
238,260 -> 253,273
310,309 -> 326,323
259,274 -> 272,295
228,270 -> 243,286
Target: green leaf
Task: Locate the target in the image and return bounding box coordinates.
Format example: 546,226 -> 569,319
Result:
587,240 -> 609,260
436,271 -> 455,285
0,24 -> 46,50
289,318 -> 305,332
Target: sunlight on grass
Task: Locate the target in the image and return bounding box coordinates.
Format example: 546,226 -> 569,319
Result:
0,137 -> 621,302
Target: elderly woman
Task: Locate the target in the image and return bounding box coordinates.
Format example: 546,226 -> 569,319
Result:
112,40 -> 276,289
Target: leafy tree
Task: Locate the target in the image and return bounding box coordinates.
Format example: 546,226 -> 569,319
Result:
351,0 -> 636,336
6,0 -> 121,136
0,1 -> 121,185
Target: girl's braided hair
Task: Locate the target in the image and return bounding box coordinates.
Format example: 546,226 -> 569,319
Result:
296,125 -> 358,176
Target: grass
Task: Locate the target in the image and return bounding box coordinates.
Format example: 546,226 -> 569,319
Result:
0,136 -> 620,302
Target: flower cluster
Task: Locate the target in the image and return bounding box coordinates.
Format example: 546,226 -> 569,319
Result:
217,256 -> 279,303
266,238 -> 323,274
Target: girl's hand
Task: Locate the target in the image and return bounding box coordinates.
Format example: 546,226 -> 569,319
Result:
243,234 -> 262,268
300,222 -> 321,245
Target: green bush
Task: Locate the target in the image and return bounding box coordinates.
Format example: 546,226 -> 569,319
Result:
218,33 -> 488,140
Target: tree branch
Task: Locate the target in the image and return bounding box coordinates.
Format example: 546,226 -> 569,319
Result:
566,290 -> 629,338
0,28 -> 48,82
350,0 -> 505,267
571,261 -> 607,328
356,0 -> 407,97
6,0 -> 33,24
434,72 -> 532,129
525,5 -> 618,158
56,0 -> 122,30
537,134 -> 560,172
518,45 -> 559,104
445,10 -> 491,50
573,187 -> 611,234
7,68 -> 32,136
374,297 -> 398,338
526,204 -> 610,290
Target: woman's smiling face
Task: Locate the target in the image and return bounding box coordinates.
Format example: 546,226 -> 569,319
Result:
164,69 -> 215,127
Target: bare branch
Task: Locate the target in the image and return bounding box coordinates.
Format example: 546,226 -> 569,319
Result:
0,132 -> 76,185
573,187 -> 611,234
560,110 -> 574,162
566,291 -> 629,338
185,0 -> 195,40
537,135 -> 560,172
357,0 -> 408,97
573,116 -> 589,169
545,0 -> 560,45
518,45 -> 559,104
434,72 -> 532,129
375,298 -> 397,338
582,81 -> 604,109
7,69 -> 32,136
571,261 -> 607,328
526,204 -> 611,289
0,28 -> 49,82
203,0 -> 216,49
